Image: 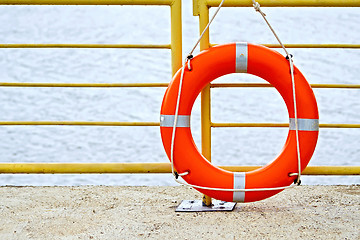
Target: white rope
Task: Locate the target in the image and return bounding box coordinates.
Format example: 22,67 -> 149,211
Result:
170,58 -> 189,178
251,0 -> 302,184
170,0 -> 226,178
188,0 -> 226,59
289,56 -> 302,185
251,0 -> 290,56
169,0 -> 302,193
173,177 -> 293,192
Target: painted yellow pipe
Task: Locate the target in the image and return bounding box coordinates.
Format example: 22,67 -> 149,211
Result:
0,44 -> 171,49
300,166 -> 360,175
0,0 -> 173,5
222,166 -> 360,175
1,82 -> 359,89
0,82 -> 169,88
262,44 -> 360,49
211,123 -> 360,128
170,0 -> 182,76
0,163 -> 359,175
211,83 -> 360,88
199,0 -> 213,207
0,163 -> 171,174
205,0 -> 360,7
210,44 -> 360,49
0,121 -> 160,126
1,121 -> 359,128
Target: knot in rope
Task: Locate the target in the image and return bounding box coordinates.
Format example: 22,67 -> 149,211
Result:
186,54 -> 193,71
286,54 -> 294,61
252,0 -> 266,16
252,1 -> 261,12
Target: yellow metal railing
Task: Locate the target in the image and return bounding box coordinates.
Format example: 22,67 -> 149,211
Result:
0,163 -> 359,175
0,0 -> 182,135
0,1 -> 182,172
0,44 -> 171,48
0,0 -> 182,76
0,0 -> 359,189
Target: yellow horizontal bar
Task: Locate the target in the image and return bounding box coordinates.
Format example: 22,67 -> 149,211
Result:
206,0 -> 360,7
212,123 -> 288,128
1,122 -> 359,128
5,44 -> 357,50
263,44 -> 360,49
211,123 -> 360,128
0,121 -> 160,126
222,166 -> 360,175
211,83 -> 360,89
0,163 -> 172,174
0,163 -> 358,175
0,82 -> 169,88
210,43 -> 360,49
300,166 -> 360,175
211,83 -> 273,88
1,83 -> 358,88
0,44 -> 171,49
0,0 -> 173,5
319,124 -> 360,128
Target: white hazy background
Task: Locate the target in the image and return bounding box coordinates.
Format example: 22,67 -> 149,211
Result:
0,2 -> 359,186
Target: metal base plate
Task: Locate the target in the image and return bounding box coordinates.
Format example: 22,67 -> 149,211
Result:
175,200 -> 236,212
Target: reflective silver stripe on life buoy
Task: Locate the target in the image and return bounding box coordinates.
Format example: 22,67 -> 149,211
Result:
235,42 -> 248,73
289,118 -> 319,131
160,115 -> 190,127
233,172 -> 245,202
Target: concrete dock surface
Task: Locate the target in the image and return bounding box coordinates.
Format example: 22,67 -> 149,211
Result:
0,185 -> 359,239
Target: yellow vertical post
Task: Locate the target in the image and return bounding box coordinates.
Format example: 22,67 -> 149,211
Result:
193,0 -> 200,16
198,0 -> 212,207
170,0 -> 182,76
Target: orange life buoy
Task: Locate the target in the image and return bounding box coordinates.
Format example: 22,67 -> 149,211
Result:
160,43 -> 319,203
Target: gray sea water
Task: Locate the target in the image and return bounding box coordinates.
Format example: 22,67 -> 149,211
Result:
0,3 -> 359,186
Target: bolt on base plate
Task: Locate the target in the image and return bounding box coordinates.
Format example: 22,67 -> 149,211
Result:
175,200 -> 236,212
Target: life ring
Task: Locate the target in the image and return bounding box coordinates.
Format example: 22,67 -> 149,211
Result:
160,42 -> 319,203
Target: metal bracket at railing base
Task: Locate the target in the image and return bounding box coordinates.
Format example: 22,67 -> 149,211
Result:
175,200 -> 236,212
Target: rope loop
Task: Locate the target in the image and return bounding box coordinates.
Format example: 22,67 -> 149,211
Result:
286,54 -> 294,61
187,59 -> 192,71
184,54 -> 193,71
252,1 -> 261,12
